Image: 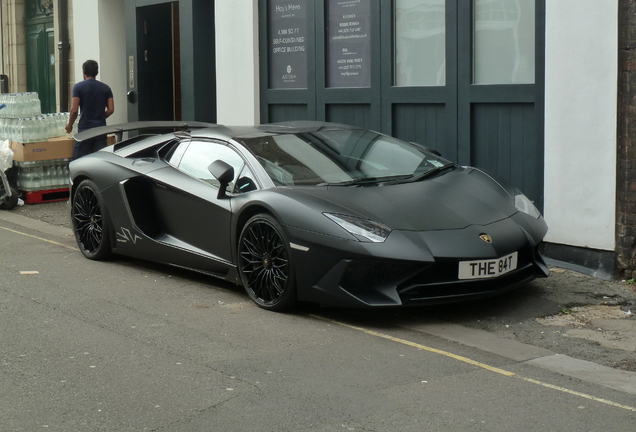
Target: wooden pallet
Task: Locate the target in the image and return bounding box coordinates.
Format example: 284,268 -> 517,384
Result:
23,188 -> 70,205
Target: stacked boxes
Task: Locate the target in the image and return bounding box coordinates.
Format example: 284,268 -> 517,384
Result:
9,135 -> 115,198
8,137 -> 76,194
0,93 -> 74,202
1,92 -> 116,203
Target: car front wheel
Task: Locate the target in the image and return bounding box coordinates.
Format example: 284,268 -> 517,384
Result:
72,179 -> 112,260
238,213 -> 297,311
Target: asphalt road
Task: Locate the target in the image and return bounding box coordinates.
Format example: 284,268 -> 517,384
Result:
1,202 -> 636,431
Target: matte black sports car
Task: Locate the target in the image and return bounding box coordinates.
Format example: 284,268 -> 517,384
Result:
69,121 -> 549,311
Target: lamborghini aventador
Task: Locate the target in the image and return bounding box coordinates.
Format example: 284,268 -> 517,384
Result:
69,121 -> 549,311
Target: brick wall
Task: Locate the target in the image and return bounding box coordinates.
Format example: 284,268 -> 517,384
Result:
616,0 -> 636,279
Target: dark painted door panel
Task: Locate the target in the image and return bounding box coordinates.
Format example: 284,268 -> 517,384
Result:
136,2 -> 177,121
259,0 -> 544,209
147,166 -> 233,269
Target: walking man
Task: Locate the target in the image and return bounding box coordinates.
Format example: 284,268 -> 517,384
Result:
65,59 -> 114,159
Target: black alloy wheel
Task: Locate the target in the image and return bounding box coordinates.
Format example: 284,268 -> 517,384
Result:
238,213 -> 297,311
72,179 -> 112,260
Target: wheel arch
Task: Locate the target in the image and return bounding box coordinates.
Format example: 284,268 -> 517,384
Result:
69,174 -> 91,201
234,204 -> 274,250
231,189 -> 360,256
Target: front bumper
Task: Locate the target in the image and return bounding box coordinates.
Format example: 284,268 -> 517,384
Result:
298,245 -> 548,307
287,213 -> 549,308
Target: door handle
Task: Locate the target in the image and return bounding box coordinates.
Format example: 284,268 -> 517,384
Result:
127,91 -> 136,104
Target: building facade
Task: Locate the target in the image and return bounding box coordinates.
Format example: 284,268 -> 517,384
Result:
1,0 -> 629,279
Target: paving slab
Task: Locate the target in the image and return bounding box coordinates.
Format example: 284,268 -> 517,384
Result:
526,354 -> 636,395
399,319 -> 555,362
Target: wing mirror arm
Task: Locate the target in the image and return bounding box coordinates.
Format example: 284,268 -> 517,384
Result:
208,160 -> 234,199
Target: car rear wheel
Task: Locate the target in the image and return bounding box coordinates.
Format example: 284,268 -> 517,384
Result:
72,179 -> 112,260
238,213 -> 297,311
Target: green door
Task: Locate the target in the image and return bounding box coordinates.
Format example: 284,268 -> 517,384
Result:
26,21 -> 56,114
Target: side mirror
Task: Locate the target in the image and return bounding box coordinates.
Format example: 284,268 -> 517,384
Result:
208,160 -> 234,199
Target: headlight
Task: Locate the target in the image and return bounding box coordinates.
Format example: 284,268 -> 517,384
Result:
514,192 -> 541,218
324,213 -> 392,243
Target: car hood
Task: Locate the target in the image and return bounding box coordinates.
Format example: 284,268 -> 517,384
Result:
292,168 -> 518,231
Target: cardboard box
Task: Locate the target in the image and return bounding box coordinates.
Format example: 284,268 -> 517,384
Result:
10,137 -> 75,162
10,135 -> 116,162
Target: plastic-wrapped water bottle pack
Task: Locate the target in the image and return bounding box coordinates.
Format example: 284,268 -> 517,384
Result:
0,93 -> 76,143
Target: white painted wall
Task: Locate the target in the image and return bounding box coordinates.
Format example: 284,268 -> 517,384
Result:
97,0 -> 126,125
70,0 -> 127,125
70,0 -> 99,81
215,0 -> 260,125
543,0 -> 618,251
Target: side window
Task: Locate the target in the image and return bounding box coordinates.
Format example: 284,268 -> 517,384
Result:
163,140 -> 188,166
178,141 -> 246,192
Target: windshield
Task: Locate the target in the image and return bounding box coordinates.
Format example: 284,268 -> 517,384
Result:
239,129 -> 452,186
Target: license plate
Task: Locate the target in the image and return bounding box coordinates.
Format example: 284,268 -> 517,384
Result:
458,252 -> 518,280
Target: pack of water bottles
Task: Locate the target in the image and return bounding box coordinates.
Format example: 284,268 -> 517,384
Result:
13,159 -> 71,191
0,92 -> 41,118
0,92 -> 76,143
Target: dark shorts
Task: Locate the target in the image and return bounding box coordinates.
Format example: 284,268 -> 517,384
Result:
73,136 -> 108,160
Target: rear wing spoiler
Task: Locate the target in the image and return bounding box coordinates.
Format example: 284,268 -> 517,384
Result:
73,121 -> 218,143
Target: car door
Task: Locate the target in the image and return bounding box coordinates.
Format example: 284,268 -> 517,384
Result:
147,139 -> 251,270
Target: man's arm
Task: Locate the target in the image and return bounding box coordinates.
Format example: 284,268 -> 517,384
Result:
105,97 -> 114,119
65,97 -> 80,134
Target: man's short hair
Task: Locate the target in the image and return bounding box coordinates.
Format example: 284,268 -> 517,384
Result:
82,60 -> 99,78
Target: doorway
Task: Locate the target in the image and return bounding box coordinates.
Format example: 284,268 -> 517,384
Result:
136,2 -> 182,121
26,21 -> 56,114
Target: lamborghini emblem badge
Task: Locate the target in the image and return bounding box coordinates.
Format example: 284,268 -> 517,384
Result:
479,234 -> 492,243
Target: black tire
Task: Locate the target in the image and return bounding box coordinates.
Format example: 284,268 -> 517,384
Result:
238,213 -> 297,311
0,186 -> 19,210
72,179 -> 112,260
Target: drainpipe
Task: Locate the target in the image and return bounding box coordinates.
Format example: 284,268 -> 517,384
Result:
1,2 -> 4,75
57,0 -> 70,111
0,1 -> 8,92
